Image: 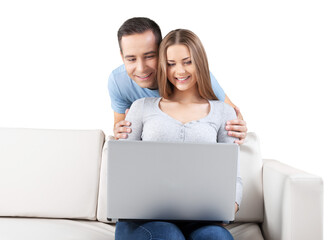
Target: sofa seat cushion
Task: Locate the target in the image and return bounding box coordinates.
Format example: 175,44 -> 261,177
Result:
0,218 -> 263,240
0,217 -> 115,240
226,222 -> 264,240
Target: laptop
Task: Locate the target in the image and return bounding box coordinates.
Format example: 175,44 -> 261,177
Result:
107,140 -> 239,222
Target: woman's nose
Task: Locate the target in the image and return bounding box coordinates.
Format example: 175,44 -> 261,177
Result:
176,65 -> 186,75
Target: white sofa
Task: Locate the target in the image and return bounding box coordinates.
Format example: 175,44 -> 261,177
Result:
0,128 -> 323,240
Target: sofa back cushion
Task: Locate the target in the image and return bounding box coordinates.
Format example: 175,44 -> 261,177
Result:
235,132 -> 264,222
0,128 -> 104,220
97,133 -> 264,223
97,136 -> 113,223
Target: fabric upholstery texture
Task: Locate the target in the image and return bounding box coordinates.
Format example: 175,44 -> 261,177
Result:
235,133 -> 264,222
226,223 -> 264,240
0,128 -> 323,239
262,159 -> 323,240
97,135 -> 113,223
0,218 -> 263,240
0,218 -> 115,240
0,128 -> 104,220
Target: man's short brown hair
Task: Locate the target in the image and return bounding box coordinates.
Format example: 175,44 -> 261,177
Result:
117,17 -> 162,53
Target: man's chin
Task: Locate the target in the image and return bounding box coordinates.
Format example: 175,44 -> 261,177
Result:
134,79 -> 157,89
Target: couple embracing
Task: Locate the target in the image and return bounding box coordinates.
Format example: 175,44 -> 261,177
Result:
108,17 -> 247,240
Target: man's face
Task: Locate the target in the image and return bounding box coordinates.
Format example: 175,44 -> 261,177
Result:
120,30 -> 158,89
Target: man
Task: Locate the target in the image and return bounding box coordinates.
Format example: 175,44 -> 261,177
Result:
109,17 -> 247,143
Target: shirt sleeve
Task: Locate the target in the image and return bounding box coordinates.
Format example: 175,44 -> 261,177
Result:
210,71 -> 226,102
120,98 -> 145,141
108,72 -> 131,114
217,103 -> 243,206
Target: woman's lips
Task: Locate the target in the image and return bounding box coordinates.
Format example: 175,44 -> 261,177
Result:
175,76 -> 190,83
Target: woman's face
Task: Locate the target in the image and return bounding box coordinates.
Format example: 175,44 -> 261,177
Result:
166,44 -> 197,92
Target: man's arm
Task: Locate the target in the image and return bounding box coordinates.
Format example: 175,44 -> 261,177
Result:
108,66 -> 133,139
224,94 -> 247,144
224,95 -> 243,120
113,111 -> 131,139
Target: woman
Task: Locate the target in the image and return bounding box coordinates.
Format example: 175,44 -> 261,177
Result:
115,29 -> 242,240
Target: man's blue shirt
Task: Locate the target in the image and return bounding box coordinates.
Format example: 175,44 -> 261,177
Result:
108,64 -> 226,114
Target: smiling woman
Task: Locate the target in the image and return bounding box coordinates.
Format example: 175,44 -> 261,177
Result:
166,44 -> 197,92
158,29 -> 218,101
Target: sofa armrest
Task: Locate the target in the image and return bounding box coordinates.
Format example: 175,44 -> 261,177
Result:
262,159 -> 323,240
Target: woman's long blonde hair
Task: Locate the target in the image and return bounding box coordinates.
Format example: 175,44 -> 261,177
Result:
157,29 -> 218,100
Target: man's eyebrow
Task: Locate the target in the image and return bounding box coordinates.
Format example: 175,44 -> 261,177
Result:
124,51 -> 156,59
124,55 -> 135,59
144,51 -> 157,55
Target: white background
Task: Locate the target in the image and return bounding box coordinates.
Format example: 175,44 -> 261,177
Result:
1,0 -> 330,237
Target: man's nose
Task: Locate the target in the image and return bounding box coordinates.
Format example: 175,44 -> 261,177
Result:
136,59 -> 147,72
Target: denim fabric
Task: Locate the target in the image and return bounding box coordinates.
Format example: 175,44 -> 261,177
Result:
115,221 -> 233,240
115,221 -> 185,240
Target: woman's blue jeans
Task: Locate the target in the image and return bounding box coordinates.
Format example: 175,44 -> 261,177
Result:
115,220 -> 234,240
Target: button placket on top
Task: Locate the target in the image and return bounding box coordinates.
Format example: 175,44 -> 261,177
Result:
180,125 -> 185,141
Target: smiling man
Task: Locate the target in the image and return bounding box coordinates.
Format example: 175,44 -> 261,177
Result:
108,17 -> 247,143
120,30 -> 158,89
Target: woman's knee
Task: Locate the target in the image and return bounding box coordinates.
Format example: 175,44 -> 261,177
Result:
189,225 -> 234,240
115,221 -> 185,240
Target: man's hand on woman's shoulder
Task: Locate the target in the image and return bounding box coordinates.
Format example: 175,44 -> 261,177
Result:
114,120 -> 132,139
114,109 -> 132,140
226,106 -> 247,144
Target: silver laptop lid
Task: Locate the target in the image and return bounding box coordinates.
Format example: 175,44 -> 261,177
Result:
107,140 -> 238,222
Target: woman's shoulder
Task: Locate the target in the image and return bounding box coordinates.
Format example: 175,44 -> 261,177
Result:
143,97 -> 160,103
211,100 -> 234,111
132,97 -> 159,105
210,100 -> 236,119
130,97 -> 160,110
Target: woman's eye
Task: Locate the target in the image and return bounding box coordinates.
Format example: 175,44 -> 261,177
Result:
167,63 -> 175,66
184,61 -> 192,65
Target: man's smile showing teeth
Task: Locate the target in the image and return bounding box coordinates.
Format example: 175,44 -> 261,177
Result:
136,73 -> 152,80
